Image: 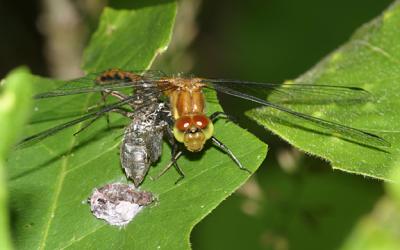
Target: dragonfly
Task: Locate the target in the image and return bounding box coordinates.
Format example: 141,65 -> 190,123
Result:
19,69 -> 390,185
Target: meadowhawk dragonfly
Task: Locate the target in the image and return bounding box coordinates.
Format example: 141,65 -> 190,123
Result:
18,69 -> 390,185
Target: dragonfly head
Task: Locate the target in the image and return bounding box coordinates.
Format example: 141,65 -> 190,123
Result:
173,115 -> 214,152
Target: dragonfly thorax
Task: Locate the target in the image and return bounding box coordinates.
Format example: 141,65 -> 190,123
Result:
167,79 -> 206,119
164,77 -> 214,151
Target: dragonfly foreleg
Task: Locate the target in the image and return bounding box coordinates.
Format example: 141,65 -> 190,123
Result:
209,111 -> 237,123
101,90 -> 129,127
85,90 -> 130,127
168,134 -> 185,184
150,121 -> 185,184
172,150 -> 185,184
73,107 -> 132,136
150,151 -> 184,183
211,136 -> 251,174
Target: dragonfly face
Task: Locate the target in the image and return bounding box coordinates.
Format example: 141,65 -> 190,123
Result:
173,114 -> 214,152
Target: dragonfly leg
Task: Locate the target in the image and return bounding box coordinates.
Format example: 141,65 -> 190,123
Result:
150,151 -> 184,183
211,136 -> 251,174
86,91 -> 130,127
86,93 -> 109,113
100,90 -> 129,127
209,111 -> 237,123
172,150 -> 185,184
73,107 -> 130,136
100,92 -> 111,126
151,122 -> 185,184
166,122 -> 186,183
107,90 -> 129,100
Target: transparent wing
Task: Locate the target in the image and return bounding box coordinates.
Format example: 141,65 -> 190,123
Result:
18,86 -> 171,147
203,78 -> 372,104
18,96 -> 134,146
210,84 -> 390,148
34,70 -> 168,99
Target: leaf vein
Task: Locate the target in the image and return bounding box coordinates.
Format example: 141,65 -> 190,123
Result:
355,39 -> 400,64
38,95 -> 92,250
59,224 -> 107,249
64,140 -> 121,175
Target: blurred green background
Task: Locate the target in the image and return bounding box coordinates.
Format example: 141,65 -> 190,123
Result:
0,0 -> 394,249
173,1 -> 393,250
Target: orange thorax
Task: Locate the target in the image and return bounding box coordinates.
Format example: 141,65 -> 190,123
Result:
163,77 -> 214,152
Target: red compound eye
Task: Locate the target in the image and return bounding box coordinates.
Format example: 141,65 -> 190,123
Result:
176,116 -> 192,131
193,115 -> 209,129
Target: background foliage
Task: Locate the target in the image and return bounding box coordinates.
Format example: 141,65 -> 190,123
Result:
191,1 -> 398,250
0,68 -> 32,250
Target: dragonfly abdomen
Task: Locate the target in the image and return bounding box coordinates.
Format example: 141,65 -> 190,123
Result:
95,68 -> 142,83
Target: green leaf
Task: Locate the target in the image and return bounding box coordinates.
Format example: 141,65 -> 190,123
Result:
83,0 -> 177,72
248,1 -> 400,180
339,198 -> 400,250
193,160 -> 383,250
339,165 -> 400,250
7,2 -> 267,250
8,82 -> 266,250
0,67 -> 33,250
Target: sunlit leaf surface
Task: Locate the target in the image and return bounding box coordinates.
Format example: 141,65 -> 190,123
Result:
248,1 -> 400,180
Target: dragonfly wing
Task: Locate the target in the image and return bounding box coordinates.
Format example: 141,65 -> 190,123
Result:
17,95 -> 134,146
204,78 -> 372,105
35,79 -> 159,99
211,84 -> 390,148
33,70 -> 169,99
18,85 -> 170,147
